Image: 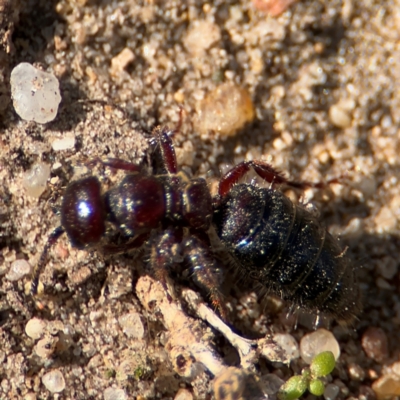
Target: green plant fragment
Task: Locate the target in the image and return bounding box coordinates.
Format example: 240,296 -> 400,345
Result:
310,351 -> 336,377
278,375 -> 308,400
309,379 -> 325,396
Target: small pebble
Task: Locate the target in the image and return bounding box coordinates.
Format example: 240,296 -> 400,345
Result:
195,82 -> 255,138
1,379 -> 10,392
391,361 -> 400,377
324,383 -> 340,400
361,327 -> 389,363
110,48 -> 135,76
348,363 -> 366,381
104,387 -> 127,400
10,62 -> 61,123
42,370 -> 66,393
260,334 -> 299,363
23,162 -> 51,198
376,276 -> 392,290
272,333 -> 300,363
372,374 -> 400,400
376,256 -> 398,280
329,102 -> 353,128
174,388 -> 193,400
6,259 -> 31,281
35,335 -> 58,359
374,204 -> 399,234
260,373 -> 285,395
252,0 -> 298,16
118,312 -> 145,339
89,310 -> 104,323
183,20 -> 221,56
70,266 -> 92,285
106,268 -> 133,299
300,328 -> 340,364
51,136 -> 76,151
25,317 -> 47,340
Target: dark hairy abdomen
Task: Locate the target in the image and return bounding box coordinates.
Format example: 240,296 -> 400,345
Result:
213,184 -> 360,320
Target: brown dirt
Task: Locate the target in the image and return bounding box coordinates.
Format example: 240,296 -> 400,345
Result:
1,0 -> 400,399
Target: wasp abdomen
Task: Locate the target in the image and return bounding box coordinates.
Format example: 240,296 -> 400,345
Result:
214,184 -> 360,320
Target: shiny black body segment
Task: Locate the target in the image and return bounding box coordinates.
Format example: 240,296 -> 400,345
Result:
213,184 -> 359,320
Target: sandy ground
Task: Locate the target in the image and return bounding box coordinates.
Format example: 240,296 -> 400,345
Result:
1,0 -> 400,399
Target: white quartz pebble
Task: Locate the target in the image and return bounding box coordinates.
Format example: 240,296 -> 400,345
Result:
11,62 -> 61,123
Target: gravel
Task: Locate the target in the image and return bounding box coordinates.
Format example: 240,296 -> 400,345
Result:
6,258 -> 31,281
270,333 -> 300,364
361,327 -> 389,364
25,317 -> 46,340
41,369 -> 66,393
1,0 -> 400,399
51,136 -> 76,152
118,312 -> 145,339
299,328 -> 341,364
103,387 -> 128,400
324,383 -> 340,400
22,162 -> 51,198
10,62 -> 62,123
